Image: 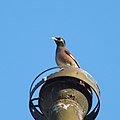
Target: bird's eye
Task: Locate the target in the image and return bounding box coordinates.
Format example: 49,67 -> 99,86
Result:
62,39 -> 65,43
60,38 -> 64,41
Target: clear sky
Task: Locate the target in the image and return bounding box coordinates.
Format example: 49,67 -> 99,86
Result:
0,0 -> 120,120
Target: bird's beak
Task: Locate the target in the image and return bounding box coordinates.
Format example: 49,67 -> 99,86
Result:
52,37 -> 58,41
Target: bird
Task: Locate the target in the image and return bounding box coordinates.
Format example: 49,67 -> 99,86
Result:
52,37 -> 80,68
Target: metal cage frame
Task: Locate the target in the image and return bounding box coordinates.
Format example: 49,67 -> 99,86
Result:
29,66 -> 100,120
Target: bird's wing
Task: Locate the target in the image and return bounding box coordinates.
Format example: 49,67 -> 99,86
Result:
65,49 -> 80,68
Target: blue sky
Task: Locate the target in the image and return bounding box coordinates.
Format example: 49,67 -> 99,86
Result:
0,0 -> 120,119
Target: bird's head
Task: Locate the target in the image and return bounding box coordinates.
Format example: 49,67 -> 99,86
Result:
52,37 -> 66,47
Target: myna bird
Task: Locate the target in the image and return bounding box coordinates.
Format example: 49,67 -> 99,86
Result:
52,37 -> 80,68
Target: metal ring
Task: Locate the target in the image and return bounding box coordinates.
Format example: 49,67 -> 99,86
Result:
29,66 -> 61,120
29,66 -> 100,120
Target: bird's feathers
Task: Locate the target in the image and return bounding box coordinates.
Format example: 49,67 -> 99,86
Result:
53,36 -> 80,68
65,49 -> 80,68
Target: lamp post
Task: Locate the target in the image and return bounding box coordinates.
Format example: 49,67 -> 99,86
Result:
29,66 -> 100,120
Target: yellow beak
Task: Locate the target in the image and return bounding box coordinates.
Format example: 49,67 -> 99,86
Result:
52,37 -> 57,41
